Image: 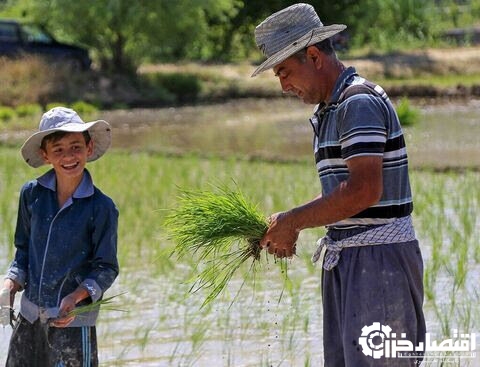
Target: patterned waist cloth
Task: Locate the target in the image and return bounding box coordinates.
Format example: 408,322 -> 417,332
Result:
312,215 -> 416,271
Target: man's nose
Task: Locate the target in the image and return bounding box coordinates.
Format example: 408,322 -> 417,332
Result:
279,77 -> 291,93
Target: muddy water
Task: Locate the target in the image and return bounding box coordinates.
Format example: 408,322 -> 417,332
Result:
2,97 -> 479,168
0,232 -> 328,366
2,231 -> 478,366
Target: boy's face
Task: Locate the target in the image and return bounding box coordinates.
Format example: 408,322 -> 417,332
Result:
40,132 -> 93,179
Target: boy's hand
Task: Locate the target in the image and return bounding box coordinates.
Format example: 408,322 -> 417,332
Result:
3,278 -> 20,306
51,294 -> 77,327
0,288 -> 12,327
50,286 -> 90,328
1,279 -> 20,328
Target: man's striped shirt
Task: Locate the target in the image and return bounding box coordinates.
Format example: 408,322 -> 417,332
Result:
310,67 -> 413,228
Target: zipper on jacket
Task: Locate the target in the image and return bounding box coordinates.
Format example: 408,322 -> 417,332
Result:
37,200 -> 72,305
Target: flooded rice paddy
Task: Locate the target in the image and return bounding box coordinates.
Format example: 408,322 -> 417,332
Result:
1,97 -> 479,366
101,97 -> 480,169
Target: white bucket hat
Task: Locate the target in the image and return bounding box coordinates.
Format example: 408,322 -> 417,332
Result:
21,107 -> 112,168
252,3 -> 346,77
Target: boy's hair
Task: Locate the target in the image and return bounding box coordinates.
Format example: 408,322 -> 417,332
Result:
40,131 -> 91,151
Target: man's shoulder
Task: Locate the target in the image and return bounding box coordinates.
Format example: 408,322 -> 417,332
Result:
342,84 -> 378,101
342,76 -> 385,101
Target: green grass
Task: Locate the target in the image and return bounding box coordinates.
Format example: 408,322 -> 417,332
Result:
411,171 -> 480,339
378,72 -> 480,87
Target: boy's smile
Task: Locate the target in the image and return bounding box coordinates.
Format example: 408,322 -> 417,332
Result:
40,132 -> 94,180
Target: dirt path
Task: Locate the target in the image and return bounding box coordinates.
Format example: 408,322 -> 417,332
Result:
140,46 -> 480,100
349,46 -> 480,78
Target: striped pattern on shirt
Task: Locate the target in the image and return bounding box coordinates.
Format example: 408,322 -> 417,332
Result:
310,68 -> 413,227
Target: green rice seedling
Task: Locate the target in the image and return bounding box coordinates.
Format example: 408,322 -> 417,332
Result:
66,293 -> 127,318
164,184 -> 273,307
135,322 -> 157,352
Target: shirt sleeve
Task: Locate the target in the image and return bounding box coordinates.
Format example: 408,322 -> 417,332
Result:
82,194 -> 119,303
5,183 -> 32,289
336,94 -> 388,160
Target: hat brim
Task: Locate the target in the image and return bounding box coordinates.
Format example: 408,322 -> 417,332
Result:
251,24 -> 346,77
21,120 -> 112,168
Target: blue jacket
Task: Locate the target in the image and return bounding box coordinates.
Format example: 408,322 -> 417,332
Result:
6,169 -> 119,326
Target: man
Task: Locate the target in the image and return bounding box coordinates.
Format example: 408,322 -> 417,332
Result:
253,3 -> 426,366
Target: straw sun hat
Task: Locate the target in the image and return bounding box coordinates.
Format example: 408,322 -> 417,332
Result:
252,3 -> 346,77
21,107 -> 111,168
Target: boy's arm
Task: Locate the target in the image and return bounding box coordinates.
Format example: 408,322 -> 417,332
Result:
2,184 -> 30,324
82,199 -> 119,303
6,184 -> 32,291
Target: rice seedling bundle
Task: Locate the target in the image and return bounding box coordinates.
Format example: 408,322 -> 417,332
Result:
67,293 -> 127,318
164,184 -> 271,307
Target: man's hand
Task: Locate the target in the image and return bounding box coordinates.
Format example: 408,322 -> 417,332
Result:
260,211 -> 299,258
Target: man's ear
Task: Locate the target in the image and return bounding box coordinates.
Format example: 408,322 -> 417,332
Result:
306,46 -> 323,69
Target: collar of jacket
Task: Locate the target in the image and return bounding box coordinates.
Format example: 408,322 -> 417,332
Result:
37,168 -> 94,198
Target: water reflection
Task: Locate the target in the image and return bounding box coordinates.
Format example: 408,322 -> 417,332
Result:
104,98 -> 314,162
101,97 -> 480,169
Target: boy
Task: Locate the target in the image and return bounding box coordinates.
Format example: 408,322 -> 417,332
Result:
2,107 -> 119,366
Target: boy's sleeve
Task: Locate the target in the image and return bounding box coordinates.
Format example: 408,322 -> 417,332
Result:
5,184 -> 31,289
81,197 -> 119,303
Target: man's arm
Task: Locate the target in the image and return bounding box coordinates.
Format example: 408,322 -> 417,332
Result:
259,155 -> 383,258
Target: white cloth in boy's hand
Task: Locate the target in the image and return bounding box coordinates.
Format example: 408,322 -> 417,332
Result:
0,288 -> 11,327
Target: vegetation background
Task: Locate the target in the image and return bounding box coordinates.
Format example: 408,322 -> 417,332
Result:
2,0 -> 480,72
1,0 -> 480,110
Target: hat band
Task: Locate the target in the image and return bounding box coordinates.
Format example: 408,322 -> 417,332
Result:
263,28 -> 317,57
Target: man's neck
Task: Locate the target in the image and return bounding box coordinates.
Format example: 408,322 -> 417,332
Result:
323,60 -> 346,103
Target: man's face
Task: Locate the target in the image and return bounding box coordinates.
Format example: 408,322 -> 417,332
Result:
273,51 -> 324,104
